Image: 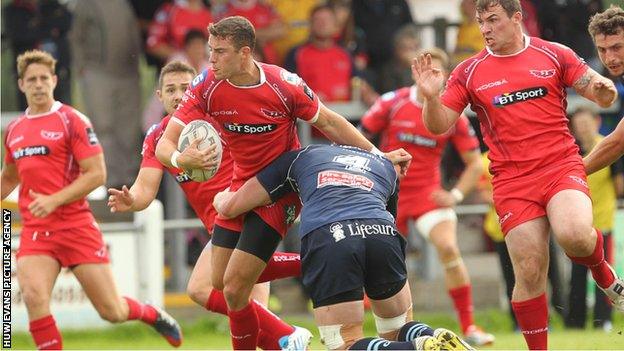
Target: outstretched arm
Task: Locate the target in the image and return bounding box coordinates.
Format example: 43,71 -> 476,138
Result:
573,68 -> 618,108
108,167 -> 163,212
584,118 -> 624,174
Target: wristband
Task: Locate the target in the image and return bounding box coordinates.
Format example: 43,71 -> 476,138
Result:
171,150 -> 181,168
450,188 -> 464,203
370,147 -> 385,157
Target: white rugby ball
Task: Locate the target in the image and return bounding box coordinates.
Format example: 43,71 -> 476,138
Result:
177,120 -> 222,182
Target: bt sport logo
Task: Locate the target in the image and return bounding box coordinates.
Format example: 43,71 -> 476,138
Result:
493,86 -> 548,107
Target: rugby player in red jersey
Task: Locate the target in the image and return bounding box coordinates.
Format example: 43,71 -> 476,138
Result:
361,47 -> 494,347
413,1 -> 623,349
0,50 -> 182,350
155,16 -> 409,351
108,60 -> 302,350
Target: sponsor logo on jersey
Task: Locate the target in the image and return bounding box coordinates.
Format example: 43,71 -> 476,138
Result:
175,171 -> 192,183
223,123 -> 277,134
8,135 -> 24,147
493,86 -> 548,107
303,84 -> 314,101
397,133 -> 437,148
329,222 -> 346,242
261,108 -> 287,118
40,130 -> 63,141
332,155 -> 371,173
12,145 -> 50,160
568,175 -> 588,188
191,71 -> 206,88
380,91 -> 397,101
529,69 -> 556,79
476,79 -> 508,92
280,70 -> 302,85
85,128 -> 99,145
499,212 -> 513,225
317,170 -> 374,191
211,110 -> 239,116
346,221 -> 396,238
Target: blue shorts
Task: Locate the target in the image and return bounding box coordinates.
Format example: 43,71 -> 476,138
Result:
301,218 -> 407,306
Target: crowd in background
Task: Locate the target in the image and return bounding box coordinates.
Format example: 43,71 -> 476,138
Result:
2,0 -> 622,332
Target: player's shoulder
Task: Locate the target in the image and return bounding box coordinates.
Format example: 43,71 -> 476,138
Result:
528,36 -> 577,59
5,114 -> 27,134
262,63 -> 300,84
60,103 -> 94,126
379,87 -> 410,104
451,49 -> 490,80
146,116 -> 170,138
190,68 -> 219,90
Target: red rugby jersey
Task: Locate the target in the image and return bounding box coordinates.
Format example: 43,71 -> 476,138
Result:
4,102 -> 102,230
441,36 -> 588,182
173,62 -> 320,188
147,1 -> 213,52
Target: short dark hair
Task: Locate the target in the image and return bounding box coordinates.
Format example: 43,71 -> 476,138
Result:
208,16 -> 256,50
476,0 -> 522,18
588,5 -> 624,39
570,105 -> 599,119
310,4 -> 335,19
184,29 -> 207,46
158,61 -> 197,89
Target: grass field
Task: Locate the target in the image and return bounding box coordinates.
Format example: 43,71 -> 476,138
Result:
8,308 -> 624,350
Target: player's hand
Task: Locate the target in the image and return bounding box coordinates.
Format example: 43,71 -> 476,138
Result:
430,189 -> 456,207
178,140 -> 219,170
412,54 -> 445,100
591,77 -> 618,107
213,189 -> 234,218
107,185 -> 134,212
384,148 -> 412,176
28,190 -> 60,218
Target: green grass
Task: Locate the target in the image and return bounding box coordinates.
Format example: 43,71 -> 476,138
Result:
7,309 -> 624,350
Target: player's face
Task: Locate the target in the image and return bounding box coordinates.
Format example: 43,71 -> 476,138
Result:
477,4 -> 522,53
18,63 -> 57,108
158,71 -> 194,115
310,8 -> 338,40
595,30 -> 624,76
571,112 -> 599,144
208,35 -> 247,80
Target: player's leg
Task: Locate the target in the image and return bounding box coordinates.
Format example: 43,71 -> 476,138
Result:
17,255 -> 62,350
72,263 -> 182,347
547,189 -> 623,311
505,217 -> 550,350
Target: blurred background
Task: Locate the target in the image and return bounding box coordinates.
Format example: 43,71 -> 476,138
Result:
1,0 -> 624,338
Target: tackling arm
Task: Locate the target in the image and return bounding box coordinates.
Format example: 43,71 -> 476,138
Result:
213,177 -> 272,219
584,118 -> 624,174
572,68 -> 618,108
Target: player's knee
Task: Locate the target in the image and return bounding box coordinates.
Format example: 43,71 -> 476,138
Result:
21,286 -> 50,310
374,305 -> 412,340
437,243 -> 460,262
319,324 -> 363,350
222,277 -> 250,308
557,226 -> 594,255
187,279 -> 212,307
514,257 -> 546,288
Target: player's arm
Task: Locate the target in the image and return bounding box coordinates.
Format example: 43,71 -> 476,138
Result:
312,103 -> 376,151
213,177 -> 272,219
155,120 -> 217,170
1,163 -> 20,200
572,68 -> 618,108
108,167 -> 163,212
431,149 -> 483,207
28,153 -> 106,218
584,118 -> 624,174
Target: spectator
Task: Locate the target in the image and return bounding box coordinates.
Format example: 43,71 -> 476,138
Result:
215,0 -> 285,64
266,0 -> 324,65
70,0 -> 142,189
352,0 -> 413,90
378,24 -> 420,94
128,0 -> 169,69
146,0 -> 213,66
3,0 -> 72,110
567,106 -> 622,331
452,0 -> 485,67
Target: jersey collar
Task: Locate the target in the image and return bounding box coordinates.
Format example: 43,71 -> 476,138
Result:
225,61 -> 266,89
409,86 -> 423,107
25,101 -> 62,118
486,34 -> 530,57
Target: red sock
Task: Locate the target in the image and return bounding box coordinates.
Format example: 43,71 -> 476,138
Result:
253,300 -> 294,347
512,294 -> 548,350
257,252 -> 301,283
229,303 -> 259,350
205,289 -> 228,315
567,230 -> 615,289
257,330 -> 274,350
124,297 -> 158,324
449,285 -> 474,334
29,315 -> 62,350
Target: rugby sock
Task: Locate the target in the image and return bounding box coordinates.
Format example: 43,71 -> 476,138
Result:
567,229 -> 615,289
349,337 -> 415,350
257,251 -> 301,283
397,321 -> 435,341
205,290 -> 294,349
511,293 -> 548,350
124,297 -> 158,324
448,285 -> 474,334
228,303 -> 259,350
29,315 -> 62,350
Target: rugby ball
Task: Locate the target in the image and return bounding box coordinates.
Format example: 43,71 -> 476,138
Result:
177,120 -> 222,182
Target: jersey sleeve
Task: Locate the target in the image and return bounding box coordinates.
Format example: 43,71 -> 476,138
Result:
140,123 -> 165,169
282,70 -> 320,123
450,115 -> 480,153
70,112 -> 103,161
256,150 -> 299,202
556,43 -> 589,87
441,65 -> 471,114
360,92 -> 396,134
146,3 -> 171,51
173,70 -> 210,125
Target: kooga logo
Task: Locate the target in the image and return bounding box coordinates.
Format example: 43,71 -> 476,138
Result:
493,86 -> 548,107
223,123 -> 277,134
